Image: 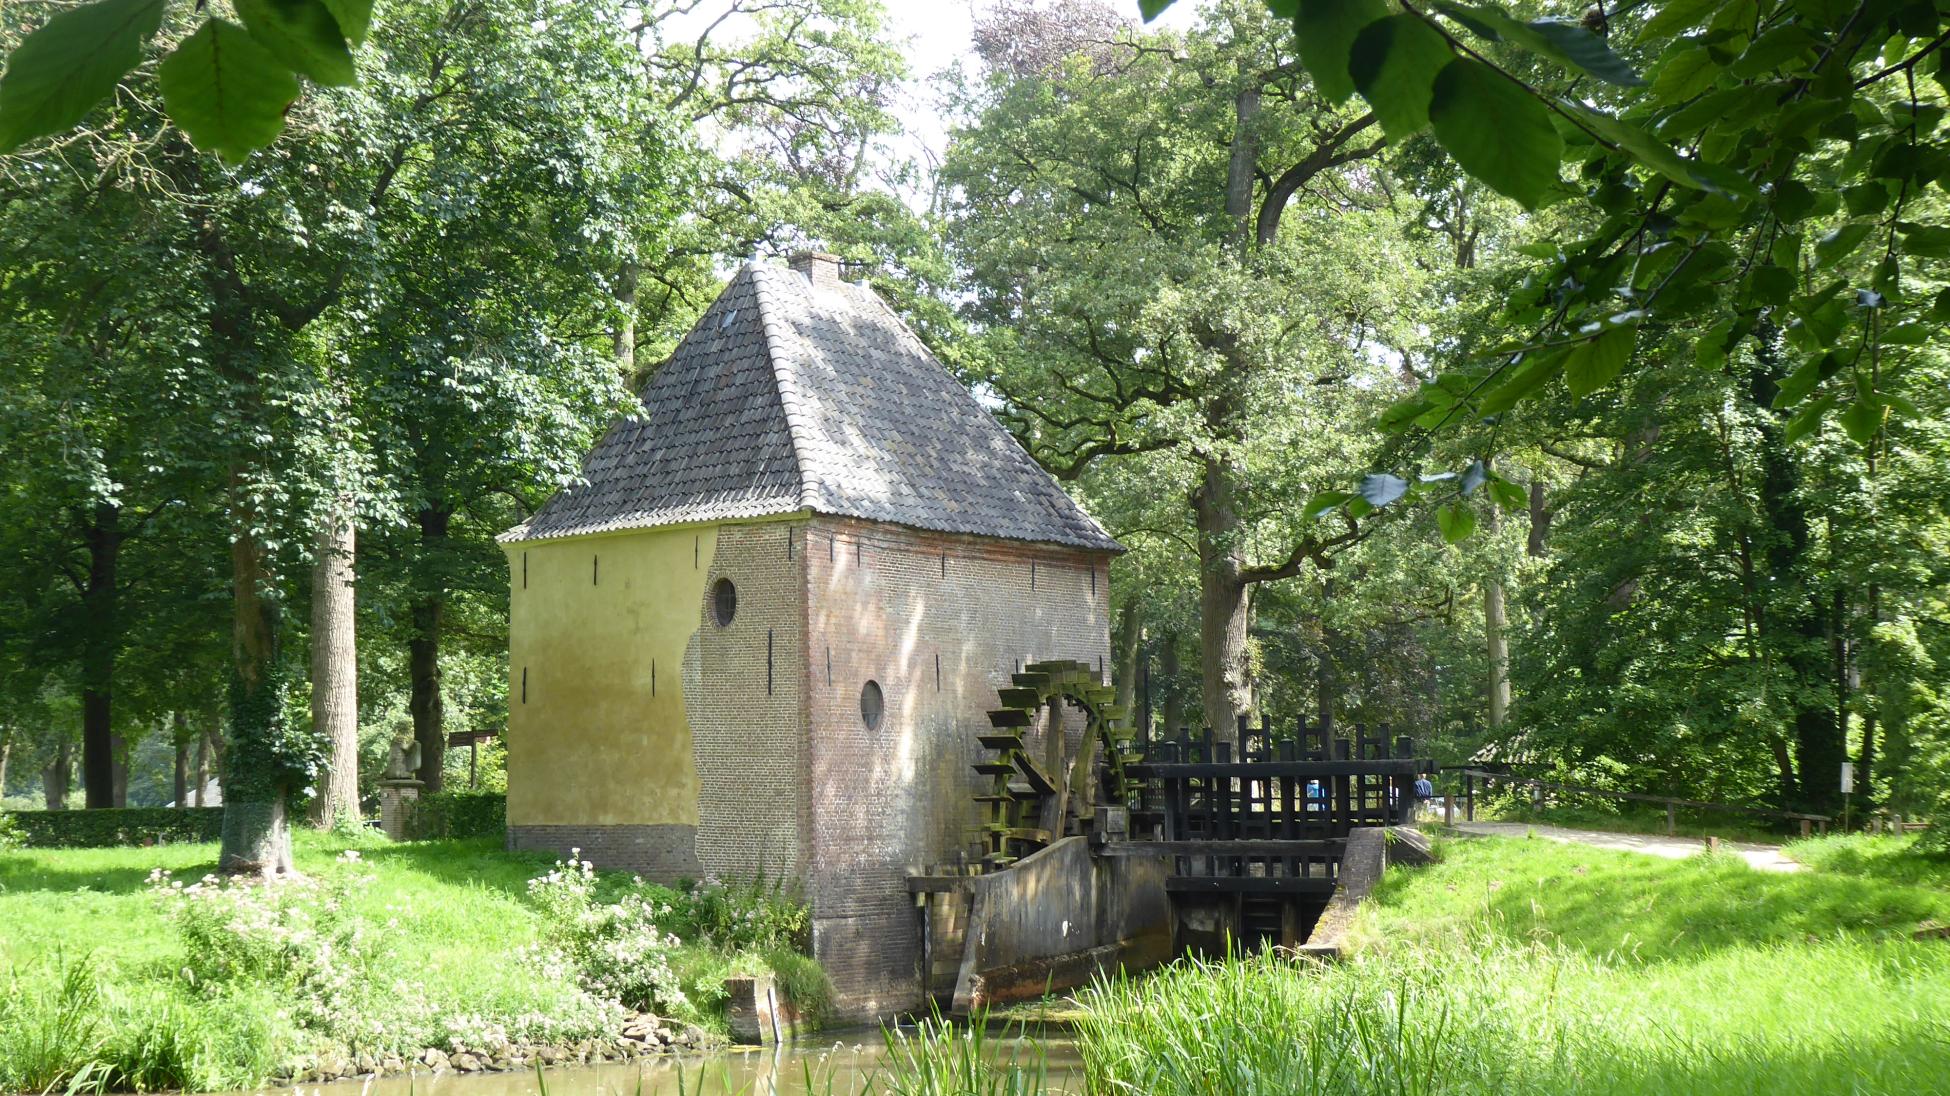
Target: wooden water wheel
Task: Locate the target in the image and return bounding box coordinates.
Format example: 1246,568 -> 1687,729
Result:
971,659 -> 1143,871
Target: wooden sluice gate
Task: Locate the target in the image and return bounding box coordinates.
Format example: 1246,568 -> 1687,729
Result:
908,660 -> 1435,1010
1115,719 -> 1432,950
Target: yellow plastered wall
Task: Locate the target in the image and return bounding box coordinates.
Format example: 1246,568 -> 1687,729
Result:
504,525 -> 717,826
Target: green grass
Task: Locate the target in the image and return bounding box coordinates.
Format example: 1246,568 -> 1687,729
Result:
1067,833 -> 1950,1095
0,830 -> 818,1092
1786,832 -> 1950,892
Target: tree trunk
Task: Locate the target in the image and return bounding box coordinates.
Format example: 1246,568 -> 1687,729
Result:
110,731 -> 128,807
1750,343 -> 1842,812
1195,455 -> 1252,735
1160,634 -> 1184,736
411,504 -> 452,791
1485,499 -> 1511,729
80,503 -> 121,809
1526,479 -> 1550,558
172,711 -> 190,808
1860,583 -> 1880,793
0,732 -> 11,802
194,726 -> 215,807
308,511 -> 361,825
613,261 -> 639,382
1316,579 -> 1340,733
1113,600 -> 1141,714
43,739 -> 72,809
219,469 -> 295,877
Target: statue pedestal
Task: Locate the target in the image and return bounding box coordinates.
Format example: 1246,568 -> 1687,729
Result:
378,779 -> 424,841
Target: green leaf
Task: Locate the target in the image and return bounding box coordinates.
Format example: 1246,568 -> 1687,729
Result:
1814,222 -> 1873,267
1881,322 -> 1930,345
318,0 -> 374,46
1428,58 -> 1563,209
1771,352 -> 1836,409
1782,395 -> 1835,444
1841,183 -> 1889,217
1571,104 -> 1720,192
1694,318 -> 1735,368
1302,490 -> 1353,520
1563,323 -> 1636,396
1350,14 -> 1453,139
1487,479 -> 1528,513
235,0 -> 356,86
1138,0 -> 1176,20
1437,4 -> 1644,86
1639,0 -> 1720,41
1359,473 -> 1410,508
1294,0 -> 1389,104
158,19 -> 302,164
1730,24 -> 1819,77
1898,221 -> 1950,257
1460,459 -> 1488,494
1651,43 -> 1722,103
1477,349 -> 1564,414
1436,502 -> 1477,543
0,0 -> 166,152
1838,397 -> 1884,445
1748,264 -> 1795,307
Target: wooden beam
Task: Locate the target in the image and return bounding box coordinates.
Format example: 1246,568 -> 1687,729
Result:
1097,839 -> 1345,858
1165,876 -> 1339,895
1128,759 -> 1429,779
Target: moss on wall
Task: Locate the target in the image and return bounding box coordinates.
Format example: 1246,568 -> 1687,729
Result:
505,525 -> 718,827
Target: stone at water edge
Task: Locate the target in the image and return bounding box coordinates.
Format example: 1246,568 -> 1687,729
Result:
454,1052 -> 483,1072
421,1048 -> 451,1071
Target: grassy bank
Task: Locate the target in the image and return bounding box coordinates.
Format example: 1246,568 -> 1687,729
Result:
1062,833 -> 1950,1095
0,829 -> 823,1092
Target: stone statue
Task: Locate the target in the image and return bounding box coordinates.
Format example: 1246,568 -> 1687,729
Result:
384,738 -> 422,782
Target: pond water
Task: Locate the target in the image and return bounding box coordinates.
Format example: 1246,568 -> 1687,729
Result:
293,1032 -> 1081,1096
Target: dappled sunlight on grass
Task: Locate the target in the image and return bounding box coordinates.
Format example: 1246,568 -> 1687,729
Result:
1361,832 -> 1950,962
1071,834 -> 1950,1095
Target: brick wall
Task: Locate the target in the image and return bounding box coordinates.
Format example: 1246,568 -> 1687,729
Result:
802,515 -> 1113,1017
508,823 -> 701,877
686,521 -> 810,885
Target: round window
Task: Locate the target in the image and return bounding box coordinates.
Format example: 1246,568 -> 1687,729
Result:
860,680 -> 884,730
712,578 -> 737,626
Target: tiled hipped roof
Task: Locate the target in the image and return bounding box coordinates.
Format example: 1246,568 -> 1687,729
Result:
504,260 -> 1122,552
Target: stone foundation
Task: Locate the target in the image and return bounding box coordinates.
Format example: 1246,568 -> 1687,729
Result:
508,823 -> 702,880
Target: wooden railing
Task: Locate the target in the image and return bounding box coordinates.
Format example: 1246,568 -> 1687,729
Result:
1120,718 -> 1434,889
1448,767 -> 1833,837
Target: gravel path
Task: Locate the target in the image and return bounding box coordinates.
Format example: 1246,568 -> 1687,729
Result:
1451,821 -> 1804,873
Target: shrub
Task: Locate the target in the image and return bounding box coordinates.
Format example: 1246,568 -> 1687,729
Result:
9,808 -> 224,849
150,852 -> 376,1038
667,874 -> 813,953
523,853 -> 693,1019
0,811 -> 23,853
408,792 -> 506,840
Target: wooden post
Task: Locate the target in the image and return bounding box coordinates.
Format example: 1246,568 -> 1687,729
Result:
1666,802 -> 1676,836
1707,836 -> 1721,854
1465,773 -> 1475,821
1800,818 -> 1813,838
1443,794 -> 1454,826
1333,738 -> 1352,831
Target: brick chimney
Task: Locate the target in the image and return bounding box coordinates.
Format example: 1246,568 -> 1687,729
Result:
788,250 -> 843,290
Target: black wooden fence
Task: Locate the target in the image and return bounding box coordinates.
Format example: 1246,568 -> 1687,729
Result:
1115,716 -> 1431,894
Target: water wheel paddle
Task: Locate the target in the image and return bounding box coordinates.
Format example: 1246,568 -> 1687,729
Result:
971,659 -> 1142,871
